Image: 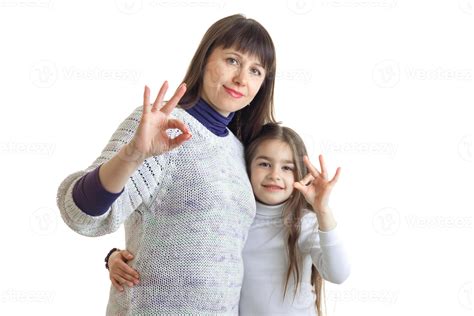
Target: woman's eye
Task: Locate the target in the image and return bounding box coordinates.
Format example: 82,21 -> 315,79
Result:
251,68 -> 262,76
227,58 -> 239,65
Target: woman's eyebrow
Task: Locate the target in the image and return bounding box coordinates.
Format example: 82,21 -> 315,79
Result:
225,51 -> 263,68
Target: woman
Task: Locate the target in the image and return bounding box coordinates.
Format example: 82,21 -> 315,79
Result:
56,14 -> 276,315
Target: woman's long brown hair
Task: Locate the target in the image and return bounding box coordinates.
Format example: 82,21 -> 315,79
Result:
178,14 -> 277,145
245,123 -> 325,315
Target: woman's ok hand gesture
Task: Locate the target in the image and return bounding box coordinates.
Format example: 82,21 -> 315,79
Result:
124,82 -> 192,163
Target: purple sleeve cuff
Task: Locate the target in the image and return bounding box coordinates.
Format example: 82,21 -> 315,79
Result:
72,164 -> 124,216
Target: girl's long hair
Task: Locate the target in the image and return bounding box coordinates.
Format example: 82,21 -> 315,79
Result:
245,123 -> 325,316
178,14 -> 277,145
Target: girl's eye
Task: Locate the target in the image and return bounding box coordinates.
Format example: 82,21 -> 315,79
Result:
282,166 -> 294,171
258,162 -> 270,168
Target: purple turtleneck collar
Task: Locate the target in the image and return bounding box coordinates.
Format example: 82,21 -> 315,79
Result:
185,98 -> 235,137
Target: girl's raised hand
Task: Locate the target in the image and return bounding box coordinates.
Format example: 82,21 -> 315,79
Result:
294,155 -> 341,214
108,249 -> 140,292
123,82 -> 192,163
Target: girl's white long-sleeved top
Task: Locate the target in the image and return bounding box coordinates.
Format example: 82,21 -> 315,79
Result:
240,202 -> 350,316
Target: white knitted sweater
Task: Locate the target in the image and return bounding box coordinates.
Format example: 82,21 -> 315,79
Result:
57,107 -> 256,315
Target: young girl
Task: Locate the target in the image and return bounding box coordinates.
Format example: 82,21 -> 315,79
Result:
57,14 -> 276,315
108,123 -> 350,315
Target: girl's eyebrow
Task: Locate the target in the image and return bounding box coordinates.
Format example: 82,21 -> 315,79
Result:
255,155 -> 294,164
225,51 -> 264,68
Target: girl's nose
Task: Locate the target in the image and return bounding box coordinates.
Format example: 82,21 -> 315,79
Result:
268,169 -> 281,180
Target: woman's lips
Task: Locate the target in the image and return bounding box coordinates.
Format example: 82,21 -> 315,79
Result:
223,86 -> 244,98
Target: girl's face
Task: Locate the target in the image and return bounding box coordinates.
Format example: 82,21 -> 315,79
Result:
201,46 -> 266,117
250,139 -> 296,205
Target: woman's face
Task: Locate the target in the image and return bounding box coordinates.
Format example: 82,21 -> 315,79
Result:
201,46 -> 266,117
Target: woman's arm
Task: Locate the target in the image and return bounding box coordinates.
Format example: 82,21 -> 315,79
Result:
57,83 -> 191,236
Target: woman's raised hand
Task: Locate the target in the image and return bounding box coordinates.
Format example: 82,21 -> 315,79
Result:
124,82 -> 192,163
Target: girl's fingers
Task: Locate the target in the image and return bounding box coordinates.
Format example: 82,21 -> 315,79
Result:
299,173 -> 314,186
111,277 -> 124,292
293,181 -> 306,194
117,272 -> 138,286
161,83 -> 187,115
319,155 -> 328,179
114,273 -> 134,287
152,81 -> 169,112
330,166 -> 341,185
119,263 -> 140,281
304,156 -> 321,178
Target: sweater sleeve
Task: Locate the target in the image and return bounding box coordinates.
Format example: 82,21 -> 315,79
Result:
56,106 -> 168,237
300,212 -> 351,284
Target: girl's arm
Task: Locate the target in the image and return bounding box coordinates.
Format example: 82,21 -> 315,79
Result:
295,155 -> 350,284
293,154 -> 340,231
107,249 -> 140,292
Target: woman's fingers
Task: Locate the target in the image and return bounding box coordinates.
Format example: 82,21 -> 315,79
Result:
167,132 -> 192,151
161,83 -> 187,115
167,118 -> 191,135
142,85 -> 151,115
151,81 -> 169,112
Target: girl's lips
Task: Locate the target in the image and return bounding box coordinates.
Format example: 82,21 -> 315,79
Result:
263,185 -> 283,191
223,86 -> 244,98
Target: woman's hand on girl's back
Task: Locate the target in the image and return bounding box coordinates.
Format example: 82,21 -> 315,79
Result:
108,249 -> 140,292
124,82 -> 192,163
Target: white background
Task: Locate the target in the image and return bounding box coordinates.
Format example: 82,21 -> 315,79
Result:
0,0 -> 472,315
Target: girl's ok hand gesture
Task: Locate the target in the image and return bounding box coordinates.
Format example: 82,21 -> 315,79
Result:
124,82 -> 192,163
294,155 -> 341,214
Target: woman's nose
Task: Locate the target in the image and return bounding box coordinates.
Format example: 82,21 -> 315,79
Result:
233,69 -> 248,86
